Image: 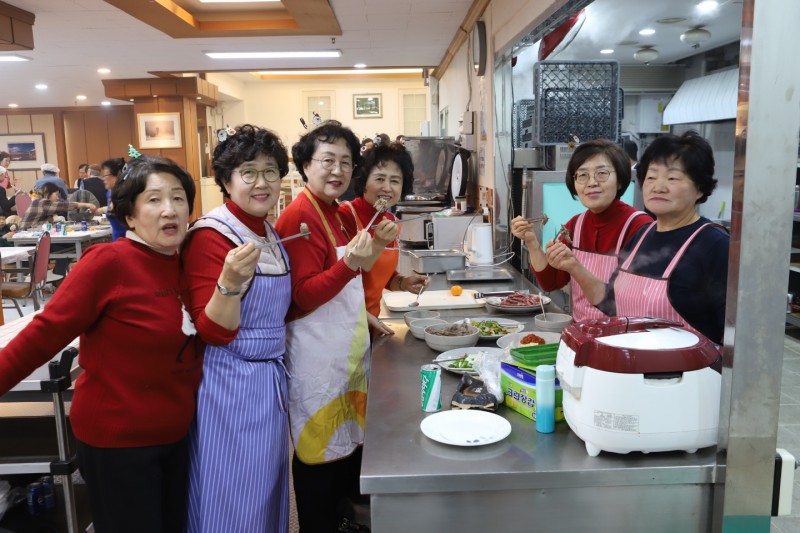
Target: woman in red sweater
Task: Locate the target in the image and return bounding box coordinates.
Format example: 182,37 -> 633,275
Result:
338,142 -> 428,336
0,156 -> 239,532
511,139 -> 651,322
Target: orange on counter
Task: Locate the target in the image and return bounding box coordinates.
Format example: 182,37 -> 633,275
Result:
450,285 -> 463,296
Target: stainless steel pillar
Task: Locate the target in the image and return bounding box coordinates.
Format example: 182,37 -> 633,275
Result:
714,0 -> 800,530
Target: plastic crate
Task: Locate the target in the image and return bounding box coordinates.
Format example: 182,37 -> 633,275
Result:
533,60 -> 620,145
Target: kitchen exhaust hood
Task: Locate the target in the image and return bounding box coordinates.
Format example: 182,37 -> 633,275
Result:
663,68 -> 738,125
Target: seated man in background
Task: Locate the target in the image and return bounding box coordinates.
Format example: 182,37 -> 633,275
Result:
80,164 -> 107,207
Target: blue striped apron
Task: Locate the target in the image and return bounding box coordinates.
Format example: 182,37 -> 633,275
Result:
186,219 -> 292,533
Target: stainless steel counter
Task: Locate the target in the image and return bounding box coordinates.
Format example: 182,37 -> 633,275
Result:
363,270 -> 719,532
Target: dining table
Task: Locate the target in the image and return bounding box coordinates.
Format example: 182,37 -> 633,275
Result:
11,226 -> 112,262
0,246 -> 35,265
361,266 -> 719,532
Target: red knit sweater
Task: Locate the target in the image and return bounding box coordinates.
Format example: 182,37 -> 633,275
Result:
534,200 -> 652,291
274,189 -> 359,321
181,201 -> 263,346
0,238 -> 202,448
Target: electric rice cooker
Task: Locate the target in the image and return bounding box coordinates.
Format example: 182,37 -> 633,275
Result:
555,317 -> 722,457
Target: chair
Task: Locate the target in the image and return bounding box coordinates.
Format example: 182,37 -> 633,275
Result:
2,232 -> 63,316
289,171 -> 305,200
15,193 -> 32,218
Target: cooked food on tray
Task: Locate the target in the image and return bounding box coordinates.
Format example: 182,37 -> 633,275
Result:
499,292 -> 542,307
430,323 -> 475,336
470,320 -> 513,336
520,333 -> 547,346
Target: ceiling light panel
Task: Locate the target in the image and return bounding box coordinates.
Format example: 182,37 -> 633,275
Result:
205,51 -> 341,59
0,55 -> 30,62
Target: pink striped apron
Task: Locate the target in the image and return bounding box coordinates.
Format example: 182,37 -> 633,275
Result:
569,210 -> 645,322
614,222 -> 712,342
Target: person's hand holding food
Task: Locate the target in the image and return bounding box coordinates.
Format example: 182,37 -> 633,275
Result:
372,219 -> 398,248
344,229 -> 374,271
218,242 -> 260,294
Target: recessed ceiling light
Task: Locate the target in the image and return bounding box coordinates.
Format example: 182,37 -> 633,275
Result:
8,103 -> 19,108
101,101 -> 111,106
196,96 -> 202,100
97,67 -> 111,74
0,55 -> 30,62
600,49 -> 614,54
354,63 -> 367,69
639,28 -> 656,36
76,95 -> 87,101
205,50 -> 341,59
657,17 -> 687,24
697,1 -> 719,14
35,84 -> 48,90
256,68 -> 422,75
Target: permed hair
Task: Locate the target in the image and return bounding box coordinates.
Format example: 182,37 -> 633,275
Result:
111,156 -> 195,229
291,120 -> 362,182
212,124 -> 290,198
351,142 -> 414,198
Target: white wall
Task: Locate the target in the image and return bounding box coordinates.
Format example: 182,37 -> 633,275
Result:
207,76 -> 427,150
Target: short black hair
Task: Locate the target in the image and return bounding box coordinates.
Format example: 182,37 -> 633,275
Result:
352,143 -> 414,198
112,156 -> 195,229
101,157 -> 125,177
292,120 -> 362,182
78,163 -> 89,172
212,124 -> 290,198
564,138 -> 632,200
0,151 -> 9,160
636,131 -> 717,204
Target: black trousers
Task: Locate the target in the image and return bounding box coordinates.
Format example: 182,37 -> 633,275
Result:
76,437 -> 189,533
292,446 -> 363,533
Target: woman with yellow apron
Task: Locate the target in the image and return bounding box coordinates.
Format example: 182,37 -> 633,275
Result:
339,142 -> 429,336
275,120 -> 393,533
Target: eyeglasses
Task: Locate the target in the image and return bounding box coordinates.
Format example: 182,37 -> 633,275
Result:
238,167 -> 281,184
574,168 -> 614,184
311,157 -> 354,173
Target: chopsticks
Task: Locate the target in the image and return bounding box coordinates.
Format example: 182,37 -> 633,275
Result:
254,230 -> 311,249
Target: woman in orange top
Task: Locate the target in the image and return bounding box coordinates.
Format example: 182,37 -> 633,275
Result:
339,142 -> 428,335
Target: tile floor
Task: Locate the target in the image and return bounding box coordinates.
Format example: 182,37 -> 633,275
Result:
3,293 -> 799,531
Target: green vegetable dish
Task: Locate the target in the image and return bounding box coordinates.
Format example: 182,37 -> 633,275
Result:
470,320 -> 511,336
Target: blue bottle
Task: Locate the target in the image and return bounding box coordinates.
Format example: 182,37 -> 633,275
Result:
535,365 -> 556,433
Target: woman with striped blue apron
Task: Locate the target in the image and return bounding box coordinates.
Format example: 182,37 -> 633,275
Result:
182,125 -> 293,533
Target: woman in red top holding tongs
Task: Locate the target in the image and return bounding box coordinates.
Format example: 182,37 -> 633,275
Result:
338,141 -> 428,336
511,139 -> 651,322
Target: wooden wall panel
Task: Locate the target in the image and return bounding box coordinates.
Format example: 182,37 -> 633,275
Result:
84,111 -> 112,167
106,109 -> 135,160
63,112 -> 88,186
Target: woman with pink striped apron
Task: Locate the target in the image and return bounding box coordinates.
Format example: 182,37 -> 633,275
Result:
569,209 -> 645,321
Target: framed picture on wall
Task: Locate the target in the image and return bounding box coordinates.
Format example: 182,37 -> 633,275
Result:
137,112 -> 182,149
353,94 -> 382,119
0,133 -> 47,170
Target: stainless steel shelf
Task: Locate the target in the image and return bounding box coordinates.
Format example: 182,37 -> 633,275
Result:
787,313 -> 800,328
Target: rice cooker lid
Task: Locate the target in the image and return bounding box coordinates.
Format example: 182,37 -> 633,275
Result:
561,317 -> 720,374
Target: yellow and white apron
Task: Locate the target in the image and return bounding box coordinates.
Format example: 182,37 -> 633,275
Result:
285,189 -> 371,464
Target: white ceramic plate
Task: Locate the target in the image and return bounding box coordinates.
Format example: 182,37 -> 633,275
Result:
420,410 -> 512,446
456,316 -> 525,340
485,295 -> 552,314
496,331 -> 562,349
434,347 -> 505,376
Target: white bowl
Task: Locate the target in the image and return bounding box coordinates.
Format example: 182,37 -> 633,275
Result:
534,313 -> 573,333
408,318 -> 448,340
404,309 -> 441,327
424,324 -> 480,352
